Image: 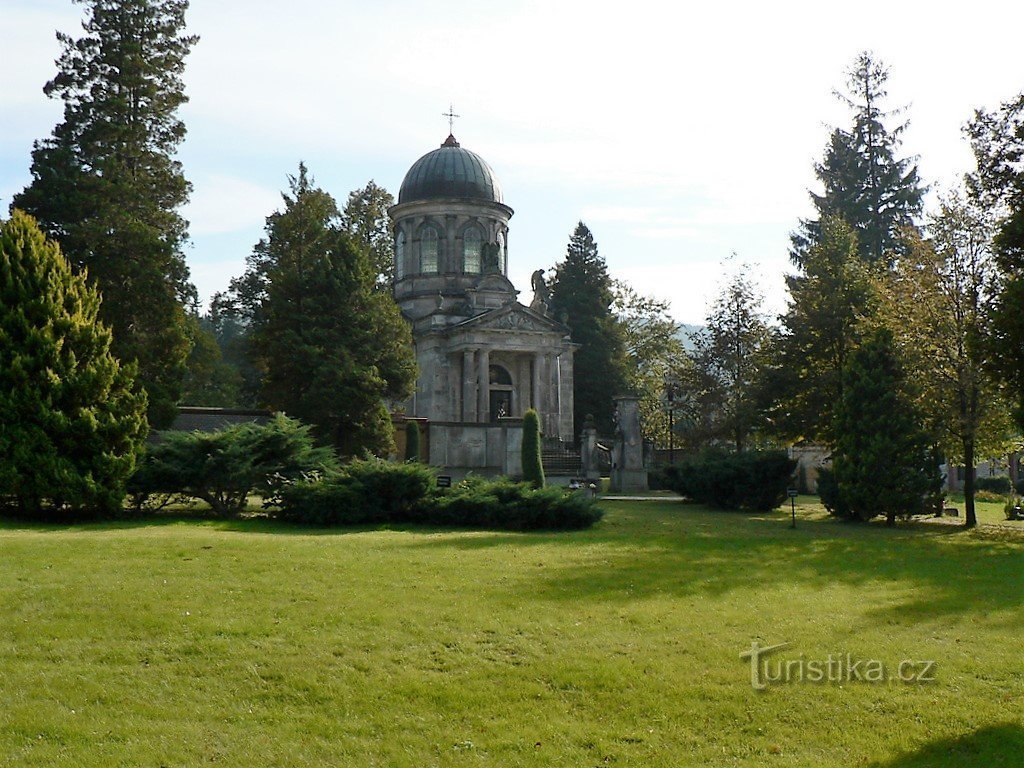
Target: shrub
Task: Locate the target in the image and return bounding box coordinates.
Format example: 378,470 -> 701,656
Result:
817,467 -> 851,518
1004,496 -> 1022,521
522,409 -> 545,488
975,476 -> 1012,494
660,451 -> 796,512
275,469 -> 602,531
975,489 -> 1006,503
130,414 -> 337,516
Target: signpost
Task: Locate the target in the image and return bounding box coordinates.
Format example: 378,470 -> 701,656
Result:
788,488 -> 798,529
437,476 -> 452,488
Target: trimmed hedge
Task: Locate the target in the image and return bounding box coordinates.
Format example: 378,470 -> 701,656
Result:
975,476 -> 1012,494
658,451 -> 797,511
275,467 -> 602,531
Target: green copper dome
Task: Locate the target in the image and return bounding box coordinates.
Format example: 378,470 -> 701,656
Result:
398,135 -> 504,205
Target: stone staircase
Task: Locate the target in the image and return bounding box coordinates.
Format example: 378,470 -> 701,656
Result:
541,442 -> 581,476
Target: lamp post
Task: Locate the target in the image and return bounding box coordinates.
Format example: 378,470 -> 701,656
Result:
665,381 -> 678,465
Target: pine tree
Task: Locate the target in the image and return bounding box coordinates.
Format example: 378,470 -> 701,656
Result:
12,0 -> 198,428
250,165 -> 417,456
792,52 -> 925,266
0,211 -> 148,517
548,222 -> 629,435
832,329 -> 940,525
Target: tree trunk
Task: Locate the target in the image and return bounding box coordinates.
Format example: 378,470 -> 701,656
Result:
963,439 -> 977,528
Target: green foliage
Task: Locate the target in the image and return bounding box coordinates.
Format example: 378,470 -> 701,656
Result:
816,467 -> 850,518
429,477 -> 603,531
658,451 -> 796,511
12,0 -> 198,428
341,180 -> 395,291
0,211 -> 148,517
404,421 -> 421,462
792,52 -> 925,266
549,222 -> 629,435
522,409 -> 545,488
832,329 -> 942,524
968,92 -> 1024,434
687,260 -> 773,452
179,314 -> 242,407
277,469 -> 602,531
612,280 -> 690,448
248,165 -> 416,455
129,414 -> 337,516
765,217 -> 874,443
974,476 -> 1013,494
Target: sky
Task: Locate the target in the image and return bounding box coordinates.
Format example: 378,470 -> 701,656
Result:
2,0 -> 1022,325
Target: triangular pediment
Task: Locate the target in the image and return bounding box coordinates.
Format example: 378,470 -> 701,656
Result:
454,303 -> 567,334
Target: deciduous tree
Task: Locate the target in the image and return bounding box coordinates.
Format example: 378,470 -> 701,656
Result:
875,195 -> 1012,527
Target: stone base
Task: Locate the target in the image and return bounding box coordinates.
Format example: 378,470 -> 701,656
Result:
611,469 -> 648,493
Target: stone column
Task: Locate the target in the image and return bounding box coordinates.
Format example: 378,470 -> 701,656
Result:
532,352 -> 543,413
580,414 -> 599,481
610,395 -> 648,492
478,348 -> 490,422
462,349 -> 477,422
545,352 -> 558,436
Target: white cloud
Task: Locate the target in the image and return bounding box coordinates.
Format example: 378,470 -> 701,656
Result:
183,175 -> 280,236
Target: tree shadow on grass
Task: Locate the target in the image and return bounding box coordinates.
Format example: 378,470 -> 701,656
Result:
866,723 -> 1024,767
397,500 -> 1024,624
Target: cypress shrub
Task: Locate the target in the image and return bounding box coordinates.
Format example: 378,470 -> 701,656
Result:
0,211 -> 148,518
522,409 -> 545,488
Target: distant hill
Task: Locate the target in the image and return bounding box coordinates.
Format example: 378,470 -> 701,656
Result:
676,324 -> 703,352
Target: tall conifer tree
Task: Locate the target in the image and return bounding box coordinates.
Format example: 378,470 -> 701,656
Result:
792,52 -> 925,266
548,222 -> 628,435
13,0 -> 197,427
249,165 -> 416,456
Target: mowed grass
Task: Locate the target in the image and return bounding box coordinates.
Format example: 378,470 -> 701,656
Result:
1,499 -> 1022,767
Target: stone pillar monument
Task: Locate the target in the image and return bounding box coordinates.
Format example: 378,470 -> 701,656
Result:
610,395 -> 648,492
579,413 -> 600,482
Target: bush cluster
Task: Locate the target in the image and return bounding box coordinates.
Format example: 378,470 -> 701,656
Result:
974,476 -> 1012,494
128,414 -> 337,516
276,467 -> 602,531
657,451 -> 796,511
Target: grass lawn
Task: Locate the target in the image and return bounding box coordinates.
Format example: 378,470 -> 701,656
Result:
1,498 -> 1022,766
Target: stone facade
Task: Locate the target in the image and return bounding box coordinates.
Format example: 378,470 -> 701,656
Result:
390,134 -> 575,475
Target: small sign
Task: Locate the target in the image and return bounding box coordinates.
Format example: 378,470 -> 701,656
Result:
437,476 -> 452,488
788,489 -> 799,498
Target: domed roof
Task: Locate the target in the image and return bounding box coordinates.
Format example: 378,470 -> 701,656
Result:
398,135 -> 504,204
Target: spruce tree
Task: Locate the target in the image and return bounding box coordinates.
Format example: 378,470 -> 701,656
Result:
250,165 -> 417,456
832,328 -> 940,525
404,421 -> 421,463
341,181 -> 396,291
764,217 -> 873,443
0,211 -> 148,517
792,52 -> 925,266
548,222 -> 628,435
12,0 -> 198,428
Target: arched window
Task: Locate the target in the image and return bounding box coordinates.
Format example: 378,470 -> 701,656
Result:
420,225 -> 439,274
462,226 -> 483,273
489,365 -> 513,386
395,230 -> 406,280
496,231 -> 507,275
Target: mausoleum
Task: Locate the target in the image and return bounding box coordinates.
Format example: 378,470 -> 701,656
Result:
390,132 -> 576,476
